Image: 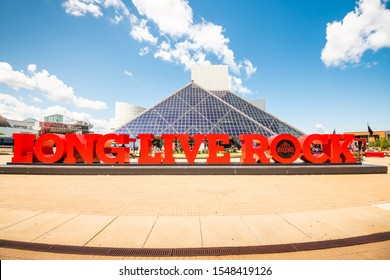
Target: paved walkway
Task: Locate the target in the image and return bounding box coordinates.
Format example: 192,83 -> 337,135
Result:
0,155 -> 389,259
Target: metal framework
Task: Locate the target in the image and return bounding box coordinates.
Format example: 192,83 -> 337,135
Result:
116,83 -> 304,138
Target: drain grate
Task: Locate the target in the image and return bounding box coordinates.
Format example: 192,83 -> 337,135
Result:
51,245 -> 110,255
108,248 -> 173,257
173,247 -> 238,257
1,232 -> 389,257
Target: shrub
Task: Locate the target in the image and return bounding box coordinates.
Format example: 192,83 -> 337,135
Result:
380,137 -> 390,150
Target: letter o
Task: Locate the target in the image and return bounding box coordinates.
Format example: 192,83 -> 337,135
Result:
34,134 -> 66,163
269,134 -> 301,164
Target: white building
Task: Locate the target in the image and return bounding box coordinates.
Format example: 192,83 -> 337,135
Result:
111,102 -> 146,131
0,115 -> 37,137
191,64 -> 229,91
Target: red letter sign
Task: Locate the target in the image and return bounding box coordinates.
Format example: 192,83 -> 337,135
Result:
64,134 -> 100,164
177,134 -> 204,164
207,134 -> 230,164
240,134 -> 270,164
161,134 -> 176,164
299,134 -> 330,164
323,134 -> 356,163
96,134 -> 133,164
12,133 -> 35,163
33,134 -> 66,163
269,134 -> 301,164
138,134 -> 162,164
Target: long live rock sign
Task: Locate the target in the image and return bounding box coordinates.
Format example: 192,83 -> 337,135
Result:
11,133 -> 357,165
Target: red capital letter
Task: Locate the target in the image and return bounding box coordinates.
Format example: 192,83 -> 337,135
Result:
96,134 -> 133,164
138,134 -> 162,164
323,134 -> 356,163
33,134 -> 66,163
207,134 -> 230,164
240,134 -> 270,164
161,134 -> 176,164
12,133 -> 35,163
64,134 -> 100,164
269,134 -> 301,164
177,134 -> 204,164
299,134 -> 330,163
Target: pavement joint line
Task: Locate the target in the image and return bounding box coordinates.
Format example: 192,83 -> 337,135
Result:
198,215 -> 204,248
277,213 -> 313,240
239,215 -> 261,244
142,216 -> 159,248
0,232 -> 389,257
0,210 -> 43,231
83,216 -> 118,247
30,213 -> 80,242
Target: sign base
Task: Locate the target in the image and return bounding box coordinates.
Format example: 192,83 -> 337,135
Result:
1,163 -> 387,175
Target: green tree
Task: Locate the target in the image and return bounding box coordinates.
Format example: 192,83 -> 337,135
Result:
369,138 -> 381,148
380,137 -> 389,150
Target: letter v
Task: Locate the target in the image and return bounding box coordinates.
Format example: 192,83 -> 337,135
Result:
177,134 -> 204,164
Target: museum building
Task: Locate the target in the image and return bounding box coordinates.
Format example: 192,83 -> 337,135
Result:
115,65 -> 304,139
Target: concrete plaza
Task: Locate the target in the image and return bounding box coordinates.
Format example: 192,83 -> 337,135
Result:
0,154 -> 389,260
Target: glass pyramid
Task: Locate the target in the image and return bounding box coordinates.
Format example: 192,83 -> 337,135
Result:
116,83 -> 304,138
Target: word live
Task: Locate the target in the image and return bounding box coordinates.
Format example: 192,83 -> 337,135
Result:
11,133 -> 357,165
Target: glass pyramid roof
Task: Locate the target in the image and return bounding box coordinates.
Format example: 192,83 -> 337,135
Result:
116,83 -> 304,138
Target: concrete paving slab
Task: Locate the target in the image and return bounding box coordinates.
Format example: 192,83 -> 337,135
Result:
319,206 -> 390,236
86,216 -> 157,247
241,214 -> 312,244
143,216 -> 202,248
280,211 -> 346,240
200,216 -> 258,247
0,212 -> 76,242
33,214 -> 115,246
0,209 -> 41,230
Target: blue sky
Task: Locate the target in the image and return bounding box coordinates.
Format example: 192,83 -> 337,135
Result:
0,0 -> 389,134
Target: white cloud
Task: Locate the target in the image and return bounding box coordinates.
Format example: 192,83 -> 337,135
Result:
28,95 -> 43,103
130,1 -> 246,79
0,61 -> 107,110
62,0 -> 257,95
62,0 -> 103,17
132,0 -> 193,37
321,0 -> 390,67
27,64 -> 37,72
103,0 -> 129,12
189,21 -> 240,73
0,62 -> 35,90
32,69 -> 76,103
229,75 -> 252,95
124,70 -> 133,77
76,97 -> 107,110
130,15 -> 158,44
139,46 -> 150,56
62,0 -> 130,23
154,41 -> 173,62
0,93 -> 110,133
129,0 -> 253,85
243,59 -> 257,78
314,123 -> 330,134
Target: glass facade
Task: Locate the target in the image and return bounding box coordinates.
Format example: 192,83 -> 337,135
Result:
116,83 -> 304,138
